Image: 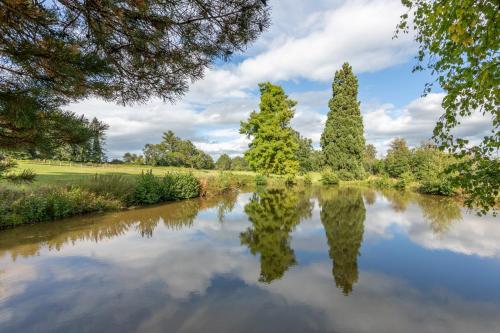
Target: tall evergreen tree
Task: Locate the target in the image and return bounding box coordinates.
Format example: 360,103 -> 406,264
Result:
89,117 -> 108,163
321,63 -> 365,180
318,187 -> 366,295
240,83 -> 299,175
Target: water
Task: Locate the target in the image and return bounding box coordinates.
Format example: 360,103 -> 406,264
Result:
0,187 -> 499,333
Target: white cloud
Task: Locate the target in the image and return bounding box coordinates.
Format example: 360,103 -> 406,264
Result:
189,0 -> 414,100
66,0 -> 416,159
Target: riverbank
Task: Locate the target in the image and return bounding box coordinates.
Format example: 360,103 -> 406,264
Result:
0,160 -> 483,229
0,164 -> 253,228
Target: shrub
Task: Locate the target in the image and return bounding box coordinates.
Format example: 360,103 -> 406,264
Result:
3,169 -> 37,183
321,169 -> 339,185
419,176 -> 456,196
1,187 -> 121,227
200,172 -> 240,197
255,174 -> 267,186
395,171 -> 414,190
134,170 -> 163,204
371,174 -> 394,189
284,174 -> 296,186
164,173 -> 200,200
303,173 -> 312,186
79,174 -> 137,205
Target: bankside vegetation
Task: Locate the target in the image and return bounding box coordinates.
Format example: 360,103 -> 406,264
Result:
0,170 -> 249,229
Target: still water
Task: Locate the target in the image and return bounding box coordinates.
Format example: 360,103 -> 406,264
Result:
0,187 -> 499,333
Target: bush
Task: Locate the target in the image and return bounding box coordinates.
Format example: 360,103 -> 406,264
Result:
284,174 -> 296,186
303,173 -> 312,186
1,187 -> 121,227
164,173 -> 200,200
395,171 -> 414,190
321,169 -> 339,185
370,174 -> 395,189
200,172 -> 241,197
3,169 -> 37,183
419,176 -> 456,196
79,174 -> 137,205
255,174 -> 267,186
133,171 -> 200,204
134,170 -> 163,204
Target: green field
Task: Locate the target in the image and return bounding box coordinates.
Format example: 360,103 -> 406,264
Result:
1,160 -> 259,189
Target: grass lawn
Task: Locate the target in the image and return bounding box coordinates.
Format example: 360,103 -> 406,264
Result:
2,160 -> 257,189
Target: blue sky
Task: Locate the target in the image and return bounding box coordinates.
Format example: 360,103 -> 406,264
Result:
68,0 -> 489,159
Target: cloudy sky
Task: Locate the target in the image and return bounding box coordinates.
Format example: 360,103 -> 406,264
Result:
68,0 -> 489,159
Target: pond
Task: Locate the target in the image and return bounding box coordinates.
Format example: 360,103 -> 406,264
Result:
0,187 -> 499,333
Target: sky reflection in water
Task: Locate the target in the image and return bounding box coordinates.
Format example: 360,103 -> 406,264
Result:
0,187 -> 499,333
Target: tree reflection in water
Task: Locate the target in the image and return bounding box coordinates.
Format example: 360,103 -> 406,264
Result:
0,194 -> 238,261
318,187 -> 366,295
240,188 -> 314,283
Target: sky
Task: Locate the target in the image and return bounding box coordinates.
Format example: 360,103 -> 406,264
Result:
67,0 -> 490,160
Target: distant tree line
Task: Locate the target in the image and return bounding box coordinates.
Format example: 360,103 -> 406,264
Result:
122,132 -> 251,171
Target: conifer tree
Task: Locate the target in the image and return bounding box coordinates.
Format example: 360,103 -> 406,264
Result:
321,63 -> 365,180
240,83 -> 299,175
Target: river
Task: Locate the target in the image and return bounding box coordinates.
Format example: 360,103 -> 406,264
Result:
0,186 -> 499,333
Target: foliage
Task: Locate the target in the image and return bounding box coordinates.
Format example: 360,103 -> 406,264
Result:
321,63 -> 365,180
134,170 -> 200,204
318,188 -> 365,295
240,82 -> 299,175
293,130 -> 318,173
240,188 -> 313,283
51,117 -> 109,163
254,174 -> 268,186
397,0 -> 499,213
384,138 -> 412,177
134,171 -> 164,204
230,156 -> 250,171
143,130 -> 214,169
215,154 -> 232,170
199,172 -> 246,197
79,174 -> 137,205
303,174 -> 312,186
123,153 -> 144,164
370,174 -> 395,189
321,169 -> 340,186
284,174 -> 297,187
363,144 -> 378,175
3,169 -> 36,183
0,154 -> 16,176
0,188 -> 121,227
395,171 -> 414,190
419,175 -> 456,197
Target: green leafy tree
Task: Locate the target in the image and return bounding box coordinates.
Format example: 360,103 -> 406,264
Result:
1,1 -> 269,153
216,154 -> 232,170
385,138 -> 412,178
123,153 -> 143,164
321,63 -> 365,180
363,144 -> 378,175
293,130 -> 317,173
240,188 -> 313,283
397,0 -> 499,213
230,156 -> 249,171
143,130 -> 213,169
240,83 -> 299,175
318,187 -> 366,295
